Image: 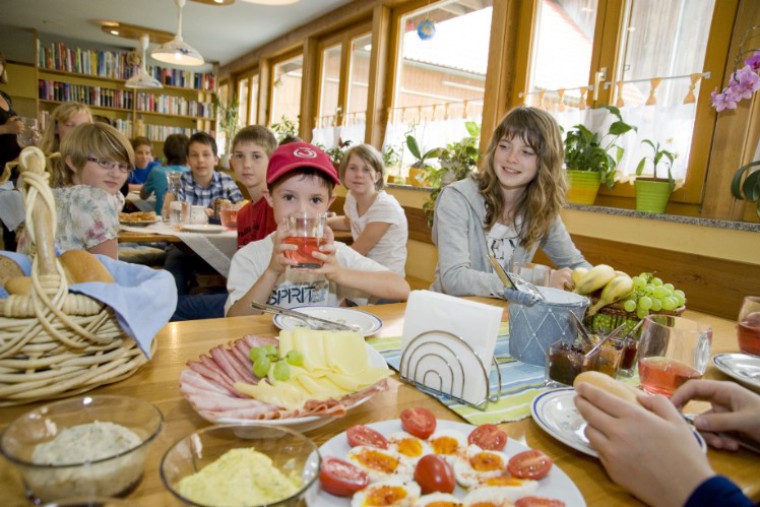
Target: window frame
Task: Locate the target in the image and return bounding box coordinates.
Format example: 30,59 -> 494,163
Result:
268,48 -> 305,127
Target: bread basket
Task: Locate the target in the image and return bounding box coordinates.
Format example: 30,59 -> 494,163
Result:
0,147 -> 151,406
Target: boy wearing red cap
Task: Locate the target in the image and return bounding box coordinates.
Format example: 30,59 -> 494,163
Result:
225,142 -> 409,316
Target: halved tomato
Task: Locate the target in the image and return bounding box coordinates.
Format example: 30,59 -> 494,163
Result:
507,450 -> 553,480
515,496 -> 566,507
414,454 -> 456,494
346,425 -> 389,449
319,456 -> 370,497
400,407 -> 436,439
468,423 -> 508,451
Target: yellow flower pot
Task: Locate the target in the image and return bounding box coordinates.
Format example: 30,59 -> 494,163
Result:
408,167 -> 430,187
565,170 -> 601,205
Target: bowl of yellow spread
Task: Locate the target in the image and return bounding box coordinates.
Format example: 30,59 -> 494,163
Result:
0,395 -> 163,504
161,424 -> 321,507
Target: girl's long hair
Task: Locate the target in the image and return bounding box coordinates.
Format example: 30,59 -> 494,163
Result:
475,106 -> 566,249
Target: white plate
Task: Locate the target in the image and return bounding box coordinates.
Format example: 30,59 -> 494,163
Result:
713,353 -> 760,391
180,224 -> 228,233
273,306 -> 383,337
531,388 -> 707,457
308,419 -> 586,507
204,344 -> 388,432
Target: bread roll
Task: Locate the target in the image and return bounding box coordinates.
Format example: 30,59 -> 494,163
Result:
0,255 -> 24,288
59,250 -> 114,284
573,371 -> 641,405
5,276 -> 32,296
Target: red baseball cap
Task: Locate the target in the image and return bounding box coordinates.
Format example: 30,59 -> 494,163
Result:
266,142 -> 340,186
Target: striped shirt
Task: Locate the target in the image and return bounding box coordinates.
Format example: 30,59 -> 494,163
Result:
177,171 -> 243,207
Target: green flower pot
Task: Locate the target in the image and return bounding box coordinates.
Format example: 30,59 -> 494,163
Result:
635,178 -> 672,213
565,170 -> 601,205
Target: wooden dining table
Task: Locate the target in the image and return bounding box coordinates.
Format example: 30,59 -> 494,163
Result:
1,300 -> 758,506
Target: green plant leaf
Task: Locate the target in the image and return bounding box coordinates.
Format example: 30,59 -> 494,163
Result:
608,121 -> 633,136
636,158 -> 647,176
731,161 -> 760,199
743,170 -> 760,201
406,135 -> 422,160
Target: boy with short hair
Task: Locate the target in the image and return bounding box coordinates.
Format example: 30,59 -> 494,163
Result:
229,125 -> 277,247
225,142 -> 410,317
129,136 -> 160,188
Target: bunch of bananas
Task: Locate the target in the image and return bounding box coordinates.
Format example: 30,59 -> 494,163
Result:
572,264 -> 634,316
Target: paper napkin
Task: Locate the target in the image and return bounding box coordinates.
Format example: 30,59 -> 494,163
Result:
401,290 -> 503,407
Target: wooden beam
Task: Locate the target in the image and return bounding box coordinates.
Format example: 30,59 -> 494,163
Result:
366,3 -> 392,147
300,37 -> 319,140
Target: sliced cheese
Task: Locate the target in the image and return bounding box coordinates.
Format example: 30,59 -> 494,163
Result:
325,367 -> 391,391
234,380 -> 307,411
323,331 -> 368,375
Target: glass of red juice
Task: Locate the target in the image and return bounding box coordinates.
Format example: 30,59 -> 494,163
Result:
738,296 -> 760,356
283,212 -> 327,268
637,315 -> 712,397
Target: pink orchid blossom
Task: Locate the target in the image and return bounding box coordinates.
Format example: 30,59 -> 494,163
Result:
711,89 -> 737,111
731,65 -> 760,99
712,50 -> 760,112
745,50 -> 760,72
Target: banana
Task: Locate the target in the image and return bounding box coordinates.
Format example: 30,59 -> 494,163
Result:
587,273 -> 634,316
573,264 -> 616,295
571,267 -> 588,288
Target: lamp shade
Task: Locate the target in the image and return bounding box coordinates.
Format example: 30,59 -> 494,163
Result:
126,35 -> 164,89
151,36 -> 204,66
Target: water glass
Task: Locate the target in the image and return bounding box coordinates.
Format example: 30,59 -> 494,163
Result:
190,205 -> 208,225
219,202 -> 238,229
510,261 -> 551,286
169,200 -> 190,226
637,315 -> 712,397
738,295 -> 760,356
16,117 -> 41,147
283,212 -> 326,268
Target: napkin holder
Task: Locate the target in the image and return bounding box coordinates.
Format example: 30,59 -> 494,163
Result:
399,330 -> 502,410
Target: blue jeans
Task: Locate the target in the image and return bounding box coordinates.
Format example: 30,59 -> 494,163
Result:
171,292 -> 227,321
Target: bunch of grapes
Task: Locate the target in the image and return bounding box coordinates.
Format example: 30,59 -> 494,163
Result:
249,344 -> 304,381
620,272 -> 686,319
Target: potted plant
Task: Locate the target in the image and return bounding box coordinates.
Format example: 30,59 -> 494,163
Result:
212,93 -> 239,169
382,144 -> 402,183
730,159 -> 760,218
633,139 -> 677,213
564,105 -> 636,204
405,134 -> 441,187
269,116 -> 299,143
422,121 -> 480,227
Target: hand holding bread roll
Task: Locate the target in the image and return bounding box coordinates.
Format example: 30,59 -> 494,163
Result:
573,371 -> 642,406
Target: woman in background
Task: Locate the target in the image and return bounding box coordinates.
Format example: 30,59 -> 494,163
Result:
0,52 -> 25,251
39,102 -> 92,187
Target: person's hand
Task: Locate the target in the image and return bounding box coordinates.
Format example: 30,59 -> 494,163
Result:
671,379 -> 760,450
267,220 -> 298,275
550,267 -> 573,290
311,226 -> 340,280
5,116 -> 24,135
575,382 -> 714,507
204,207 -> 214,217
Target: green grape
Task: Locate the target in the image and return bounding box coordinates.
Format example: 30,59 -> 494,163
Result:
674,289 -> 686,299
650,298 -> 663,312
264,344 -> 278,359
273,360 -> 291,381
653,287 -> 669,299
662,297 -> 678,311
623,299 -> 637,312
644,284 -> 655,295
663,283 -> 675,291
638,296 -> 653,311
636,307 -> 650,319
632,276 -> 647,290
253,356 -> 271,378
286,350 -> 304,367
249,346 -> 267,363
651,277 -> 663,286
674,294 -> 686,307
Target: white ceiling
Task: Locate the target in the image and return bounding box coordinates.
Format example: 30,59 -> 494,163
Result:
1,0 -> 354,66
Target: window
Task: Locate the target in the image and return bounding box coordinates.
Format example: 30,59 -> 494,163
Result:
270,53 -> 303,129
387,0 -> 493,180
237,78 -> 249,126
346,33 -> 372,134
318,43 -> 342,129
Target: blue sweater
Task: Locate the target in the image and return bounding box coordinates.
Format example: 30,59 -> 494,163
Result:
685,476 -> 754,507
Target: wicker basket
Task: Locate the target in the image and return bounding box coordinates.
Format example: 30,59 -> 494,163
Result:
585,300 -> 686,337
0,147 -> 152,406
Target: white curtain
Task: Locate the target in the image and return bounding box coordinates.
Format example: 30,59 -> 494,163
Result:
311,122 -> 366,150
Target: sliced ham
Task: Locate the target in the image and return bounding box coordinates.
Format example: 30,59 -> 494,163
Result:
210,345 -> 252,383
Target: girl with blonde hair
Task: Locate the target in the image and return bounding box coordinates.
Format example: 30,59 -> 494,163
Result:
431,106 -> 589,297
39,102 -> 92,187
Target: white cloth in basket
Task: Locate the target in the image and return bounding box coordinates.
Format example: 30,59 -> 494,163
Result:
0,252 -> 176,358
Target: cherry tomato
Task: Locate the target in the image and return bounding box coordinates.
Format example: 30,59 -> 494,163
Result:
400,407 -> 437,439
507,450 -> 553,480
319,456 -> 369,497
346,425 -> 389,449
414,454 -> 456,494
515,496 -> 566,507
468,423 -> 508,451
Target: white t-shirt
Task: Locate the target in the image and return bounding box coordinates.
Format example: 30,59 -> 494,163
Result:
344,190 -> 408,276
486,222 -> 519,270
224,233 -> 390,314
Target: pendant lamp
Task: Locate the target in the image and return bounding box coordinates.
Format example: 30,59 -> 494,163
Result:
151,0 -> 204,66
126,35 -> 164,89
239,0 -> 300,4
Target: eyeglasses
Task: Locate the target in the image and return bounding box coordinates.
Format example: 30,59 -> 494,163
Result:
86,156 -> 132,174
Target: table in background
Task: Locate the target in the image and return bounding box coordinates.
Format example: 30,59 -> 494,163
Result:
0,301 -> 757,506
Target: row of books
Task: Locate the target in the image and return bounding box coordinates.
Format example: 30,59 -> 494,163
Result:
141,124 -> 201,143
38,111 -> 134,139
37,41 -> 216,90
39,80 -> 134,110
135,93 -> 214,118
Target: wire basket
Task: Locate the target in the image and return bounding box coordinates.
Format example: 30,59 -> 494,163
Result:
584,300 -> 686,337
0,147 -> 151,406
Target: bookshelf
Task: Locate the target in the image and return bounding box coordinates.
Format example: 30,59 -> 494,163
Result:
33,36 -> 217,147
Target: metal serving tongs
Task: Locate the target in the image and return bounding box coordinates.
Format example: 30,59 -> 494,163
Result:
488,255 -> 545,302
249,301 -> 358,332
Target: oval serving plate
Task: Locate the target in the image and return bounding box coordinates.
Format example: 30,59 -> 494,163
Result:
531,387 -> 707,457
180,224 -> 228,234
273,306 -> 383,337
712,353 -> 760,392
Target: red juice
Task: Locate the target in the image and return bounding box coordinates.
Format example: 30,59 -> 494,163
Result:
620,338 -> 638,370
638,356 -> 702,397
282,236 -> 324,268
220,208 -> 238,229
738,321 -> 760,356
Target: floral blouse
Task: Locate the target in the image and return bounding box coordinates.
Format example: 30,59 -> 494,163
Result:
51,185 -> 124,252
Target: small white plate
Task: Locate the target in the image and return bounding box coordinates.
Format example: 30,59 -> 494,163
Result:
532,388 -> 707,457
180,224 -> 228,234
273,306 -> 383,337
308,419 -> 586,507
713,353 -> 760,391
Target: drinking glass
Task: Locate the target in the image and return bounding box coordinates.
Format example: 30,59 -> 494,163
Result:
637,315 -> 712,396
737,296 -> 760,356
509,261 -> 551,286
219,202 -> 238,229
168,200 -> 190,226
283,212 -> 327,268
16,117 -> 41,147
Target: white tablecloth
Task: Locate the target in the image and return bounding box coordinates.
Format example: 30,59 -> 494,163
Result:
120,222 -> 237,277
126,191 -> 156,213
